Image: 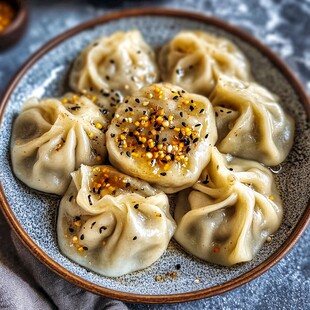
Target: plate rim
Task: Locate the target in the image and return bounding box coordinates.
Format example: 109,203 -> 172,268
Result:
0,7 -> 309,304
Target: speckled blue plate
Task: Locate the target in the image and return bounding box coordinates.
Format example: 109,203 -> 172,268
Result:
0,9 -> 309,304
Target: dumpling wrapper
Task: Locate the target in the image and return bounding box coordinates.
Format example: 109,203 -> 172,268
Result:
11,93 -> 108,195
106,83 -> 218,193
70,30 -> 159,97
174,147 -> 283,266
158,31 -> 251,96
57,165 -> 176,277
210,75 -> 295,166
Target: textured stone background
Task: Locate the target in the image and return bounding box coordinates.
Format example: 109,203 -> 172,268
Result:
0,0 -> 309,309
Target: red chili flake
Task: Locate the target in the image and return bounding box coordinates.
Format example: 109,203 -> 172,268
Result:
213,247 -> 220,253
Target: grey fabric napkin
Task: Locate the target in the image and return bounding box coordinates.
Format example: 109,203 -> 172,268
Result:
0,212 -> 128,310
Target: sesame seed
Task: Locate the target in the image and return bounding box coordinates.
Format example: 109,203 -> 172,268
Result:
160,172 -> 167,176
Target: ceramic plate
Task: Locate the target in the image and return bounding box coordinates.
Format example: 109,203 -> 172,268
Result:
0,9 -> 309,304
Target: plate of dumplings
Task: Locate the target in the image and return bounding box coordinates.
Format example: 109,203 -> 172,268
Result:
0,9 -> 309,303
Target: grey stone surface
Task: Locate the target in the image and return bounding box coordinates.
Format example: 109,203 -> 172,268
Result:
0,0 -> 309,309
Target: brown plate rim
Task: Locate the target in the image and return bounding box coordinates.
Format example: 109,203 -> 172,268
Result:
0,7 -> 309,304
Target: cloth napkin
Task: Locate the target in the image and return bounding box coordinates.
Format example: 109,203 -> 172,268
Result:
0,212 -> 128,310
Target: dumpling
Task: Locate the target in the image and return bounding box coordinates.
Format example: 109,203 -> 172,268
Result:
57,165 -> 176,277
158,31 -> 251,96
210,75 -> 295,166
106,83 -> 218,193
11,93 -> 108,195
174,147 -> 283,266
69,30 -> 159,97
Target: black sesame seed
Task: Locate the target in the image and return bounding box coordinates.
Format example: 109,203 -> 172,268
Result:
80,234 -> 84,240
173,95 -> 179,100
100,109 -> 108,115
193,137 -> 199,143
205,134 -> 209,139
186,147 -> 191,153
126,182 -> 131,188
182,121 -> 186,127
111,190 -> 116,195
88,195 -> 93,206
181,90 -> 186,93
91,222 -> 96,229
83,247 -> 88,251
110,133 -> 115,137
183,138 -> 190,146
162,138 -> 167,142
126,151 -> 131,157
134,204 -> 139,209
106,75 -> 110,80
69,228 -> 74,233
176,264 -> 181,270
199,109 -> 204,114
189,105 -> 194,111
195,123 -> 201,127
110,59 -> 115,64
125,100 -> 129,103
160,172 -> 167,176
229,168 -> 234,171
133,236 -> 137,240
135,98 -> 140,103
180,112 -> 183,117
103,92 -> 110,97
227,111 -> 232,114
215,112 -> 218,117
69,196 -> 73,202
99,226 -> 107,234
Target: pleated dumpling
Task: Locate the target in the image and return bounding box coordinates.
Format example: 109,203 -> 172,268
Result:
158,31 -> 251,96
174,147 -> 283,266
210,75 -> 295,166
70,30 -> 159,97
106,83 -> 218,193
57,165 -> 176,277
11,93 -> 108,195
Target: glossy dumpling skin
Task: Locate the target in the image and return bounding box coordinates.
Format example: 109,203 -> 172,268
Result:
174,147 -> 283,266
106,83 -> 218,194
210,75 -> 295,166
158,31 -> 251,96
57,165 -> 176,277
70,30 -> 159,97
11,93 -> 108,195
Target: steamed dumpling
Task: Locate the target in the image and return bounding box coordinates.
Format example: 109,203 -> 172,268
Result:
174,147 -> 283,266
106,83 -> 218,193
57,165 -> 176,277
158,31 -> 251,96
11,93 -> 108,195
70,30 -> 159,97
210,75 -> 295,166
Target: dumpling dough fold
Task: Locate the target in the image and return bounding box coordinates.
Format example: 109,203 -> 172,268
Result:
174,147 -> 283,266
210,75 -> 295,166
158,31 -> 251,96
70,30 -> 159,97
11,93 -> 108,195
57,165 -> 176,277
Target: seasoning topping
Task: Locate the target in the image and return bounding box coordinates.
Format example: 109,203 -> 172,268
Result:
111,85 -> 205,175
